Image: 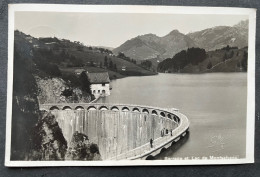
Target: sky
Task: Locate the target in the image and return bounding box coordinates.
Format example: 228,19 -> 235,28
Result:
14,12 -> 248,48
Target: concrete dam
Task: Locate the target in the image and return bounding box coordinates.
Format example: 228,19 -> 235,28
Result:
39,103 -> 190,160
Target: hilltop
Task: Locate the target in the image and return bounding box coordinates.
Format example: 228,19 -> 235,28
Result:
113,30 -> 196,60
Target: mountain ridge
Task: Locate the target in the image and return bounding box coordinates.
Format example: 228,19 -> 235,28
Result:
113,20 -> 248,60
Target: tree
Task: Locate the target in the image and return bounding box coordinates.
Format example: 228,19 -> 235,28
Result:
157,47 -> 206,73
62,74 -> 79,87
141,60 -> 152,69
109,60 -> 113,69
77,45 -> 83,51
48,64 -> 62,77
186,47 -> 206,65
226,45 -> 230,51
79,72 -> 91,94
237,61 -> 241,68
241,51 -> 248,71
230,50 -> 234,58
114,63 -> 117,71
35,56 -> 62,77
90,60 -> 94,67
60,49 -> 67,61
117,52 -> 126,59
104,56 -> 108,67
69,55 -> 84,67
223,53 -> 228,62
207,61 -> 213,69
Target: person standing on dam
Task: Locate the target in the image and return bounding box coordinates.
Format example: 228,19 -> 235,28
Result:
150,138 -> 153,148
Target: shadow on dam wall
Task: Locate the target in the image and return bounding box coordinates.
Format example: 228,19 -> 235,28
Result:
51,109 -> 178,160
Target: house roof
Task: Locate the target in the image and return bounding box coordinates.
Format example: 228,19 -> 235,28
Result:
87,72 -> 110,84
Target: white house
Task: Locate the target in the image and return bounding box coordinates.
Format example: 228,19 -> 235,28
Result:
86,72 -> 110,98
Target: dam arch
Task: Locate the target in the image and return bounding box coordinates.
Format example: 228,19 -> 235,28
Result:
151,110 -> 158,115
142,109 -> 149,114
99,106 -> 109,110
132,107 -> 140,112
62,106 -> 72,110
111,106 -> 119,111
75,106 -> 84,110
160,112 -> 166,117
50,106 -> 59,110
87,106 -> 97,111
122,107 -> 130,112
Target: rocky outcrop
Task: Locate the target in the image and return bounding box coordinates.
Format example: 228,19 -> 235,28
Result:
26,111 -> 102,161
31,112 -> 68,160
36,77 -> 92,104
65,132 -> 102,161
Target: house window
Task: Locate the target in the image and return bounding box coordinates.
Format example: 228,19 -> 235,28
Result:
102,83 -> 105,86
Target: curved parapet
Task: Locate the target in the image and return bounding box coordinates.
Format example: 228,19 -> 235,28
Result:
39,103 -> 179,113
39,102 -> 189,160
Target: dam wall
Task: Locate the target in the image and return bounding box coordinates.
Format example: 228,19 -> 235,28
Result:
51,109 -> 178,160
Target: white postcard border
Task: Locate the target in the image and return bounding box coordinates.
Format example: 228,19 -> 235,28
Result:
5,4 -> 256,167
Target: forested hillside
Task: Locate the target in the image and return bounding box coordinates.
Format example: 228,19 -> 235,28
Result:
157,46 -> 248,73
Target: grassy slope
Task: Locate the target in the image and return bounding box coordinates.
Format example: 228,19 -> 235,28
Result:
69,49 -> 156,75
43,39 -> 157,79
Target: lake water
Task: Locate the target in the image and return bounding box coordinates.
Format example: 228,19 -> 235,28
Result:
98,73 -> 247,159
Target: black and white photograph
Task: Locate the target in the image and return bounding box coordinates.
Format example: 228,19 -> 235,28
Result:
5,4 -> 256,166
